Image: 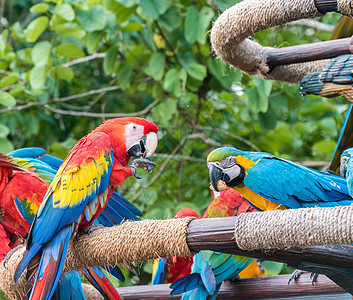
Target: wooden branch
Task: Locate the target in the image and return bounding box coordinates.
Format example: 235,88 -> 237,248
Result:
266,38 -> 351,69
117,274 -> 346,299
314,0 -> 338,13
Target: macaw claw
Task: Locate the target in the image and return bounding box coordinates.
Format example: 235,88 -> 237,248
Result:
3,244 -> 25,269
288,270 -> 319,285
77,224 -> 105,237
130,158 -> 156,179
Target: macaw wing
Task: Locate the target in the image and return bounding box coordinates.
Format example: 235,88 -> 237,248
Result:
30,132 -> 114,245
330,105 -> 353,173
245,157 -> 352,209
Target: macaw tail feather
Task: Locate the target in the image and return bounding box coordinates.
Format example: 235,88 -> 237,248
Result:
53,271 -> 85,300
110,192 -> 143,217
83,267 -> 123,300
27,224 -> 74,300
104,265 -> 125,282
170,273 -> 203,296
8,147 -> 47,159
14,243 -> 42,282
152,258 -> 167,285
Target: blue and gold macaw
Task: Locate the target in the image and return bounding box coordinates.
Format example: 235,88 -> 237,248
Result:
207,147 -> 353,211
300,55 -> 353,173
3,147 -> 144,299
340,148 -> 353,196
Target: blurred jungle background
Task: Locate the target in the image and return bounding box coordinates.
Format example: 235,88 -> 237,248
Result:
0,0 -> 347,290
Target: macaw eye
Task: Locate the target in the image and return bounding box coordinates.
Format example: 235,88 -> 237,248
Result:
132,125 -> 137,130
221,156 -> 236,167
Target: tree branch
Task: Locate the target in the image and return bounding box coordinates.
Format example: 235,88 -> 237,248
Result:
44,100 -> 159,118
61,53 -> 106,68
286,19 -> 334,32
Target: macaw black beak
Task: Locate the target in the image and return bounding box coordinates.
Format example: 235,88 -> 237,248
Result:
127,132 -> 158,158
209,164 -> 224,192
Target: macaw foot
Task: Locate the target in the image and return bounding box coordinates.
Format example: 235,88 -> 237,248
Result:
3,244 -> 25,269
78,224 -> 105,236
288,269 -> 304,284
256,259 -> 266,273
310,272 -> 319,285
130,158 -> 156,179
288,270 -> 319,285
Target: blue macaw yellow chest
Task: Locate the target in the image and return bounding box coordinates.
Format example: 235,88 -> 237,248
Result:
234,185 -> 287,211
234,155 -> 288,211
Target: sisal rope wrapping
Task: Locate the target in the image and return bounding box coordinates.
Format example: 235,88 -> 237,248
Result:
234,204 -> 353,251
337,0 -> 353,16
210,0 -> 330,83
0,218 -> 195,300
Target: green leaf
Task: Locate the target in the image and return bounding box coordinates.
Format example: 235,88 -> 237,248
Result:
0,91 -> 16,107
54,23 -> 86,39
246,88 -> 268,114
187,63 -> 206,81
148,52 -> 165,81
30,3 -> 49,13
25,16 -> 49,42
85,31 -> 103,54
119,22 -> 144,32
198,7 -> 214,44
258,105 -> 277,130
184,6 -> 199,44
140,0 -> 168,20
0,124 -> 10,138
159,6 -> 182,32
29,65 -> 49,89
262,261 -> 284,276
313,140 -> 337,160
0,138 -> 14,153
76,6 -> 107,32
103,46 -> 119,75
118,62 -> 133,90
163,68 -> 180,96
153,98 -> 177,126
56,43 -> 85,59
52,66 -> 74,80
32,41 -> 52,66
0,74 -> 18,88
54,4 -> 75,21
215,0 -> 241,11
115,0 -> 140,8
115,3 -> 136,23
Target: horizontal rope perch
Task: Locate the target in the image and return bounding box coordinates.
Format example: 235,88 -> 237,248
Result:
3,205 -> 353,298
234,204 -> 353,251
210,0 -> 353,83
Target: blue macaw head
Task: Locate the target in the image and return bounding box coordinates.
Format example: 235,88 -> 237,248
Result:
340,148 -> 353,177
207,147 -> 246,192
299,72 -> 324,96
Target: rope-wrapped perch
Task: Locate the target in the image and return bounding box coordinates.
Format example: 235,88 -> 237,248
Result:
3,205 -> 353,299
0,218 -> 195,300
210,0 -> 335,83
235,204 -> 353,251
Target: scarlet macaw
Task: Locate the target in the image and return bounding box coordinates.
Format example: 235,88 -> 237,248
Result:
170,188 -> 258,299
152,208 -> 201,285
0,147 -> 144,299
13,117 -> 158,300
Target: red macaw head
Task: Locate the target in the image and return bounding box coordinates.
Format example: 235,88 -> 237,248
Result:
95,117 -> 158,164
175,208 -> 201,219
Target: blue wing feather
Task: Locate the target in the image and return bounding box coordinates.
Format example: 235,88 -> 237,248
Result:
152,258 -> 167,285
244,156 -> 353,208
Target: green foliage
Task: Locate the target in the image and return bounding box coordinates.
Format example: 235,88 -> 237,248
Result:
0,0 -> 348,289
